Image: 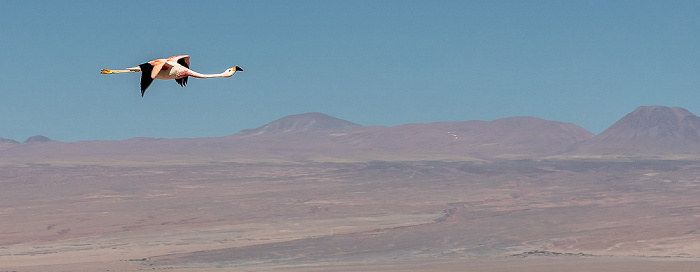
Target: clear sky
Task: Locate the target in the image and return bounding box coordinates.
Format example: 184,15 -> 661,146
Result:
2,1 -> 700,142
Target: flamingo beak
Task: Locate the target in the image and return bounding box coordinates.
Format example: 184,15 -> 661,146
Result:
234,66 -> 243,72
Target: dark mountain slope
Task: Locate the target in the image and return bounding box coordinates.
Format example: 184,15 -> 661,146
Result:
570,106 -> 700,156
237,112 -> 363,136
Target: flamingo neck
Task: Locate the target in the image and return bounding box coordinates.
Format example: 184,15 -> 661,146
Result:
187,70 -> 231,79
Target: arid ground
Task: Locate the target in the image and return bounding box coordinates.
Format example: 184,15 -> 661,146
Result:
1,159 -> 699,271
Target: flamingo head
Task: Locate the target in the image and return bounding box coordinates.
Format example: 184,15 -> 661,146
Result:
223,66 -> 244,77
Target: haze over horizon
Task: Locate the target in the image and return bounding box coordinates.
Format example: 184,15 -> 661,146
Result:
2,1 -> 700,142
0,105 -> 693,144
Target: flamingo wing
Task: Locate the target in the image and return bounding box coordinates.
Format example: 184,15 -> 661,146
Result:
150,62 -> 166,79
138,63 -> 155,96
174,55 -> 190,87
138,55 -> 193,96
171,55 -> 190,68
175,76 -> 188,87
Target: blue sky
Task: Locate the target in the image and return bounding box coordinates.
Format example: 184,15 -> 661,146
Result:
2,1 -> 700,142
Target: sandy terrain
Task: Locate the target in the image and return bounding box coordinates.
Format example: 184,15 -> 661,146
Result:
1,160 -> 699,271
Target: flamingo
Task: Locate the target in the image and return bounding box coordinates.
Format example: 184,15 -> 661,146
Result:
101,55 -> 243,96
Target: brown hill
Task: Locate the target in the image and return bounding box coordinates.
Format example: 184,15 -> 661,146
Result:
0,114 -> 593,165
23,135 -> 54,143
0,138 -> 18,144
212,115 -> 594,162
569,106 -> 700,157
333,116 -> 593,159
0,138 -> 19,152
22,104 -> 700,163
237,112 -> 363,135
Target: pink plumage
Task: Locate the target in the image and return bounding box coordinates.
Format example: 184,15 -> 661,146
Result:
101,55 -> 243,97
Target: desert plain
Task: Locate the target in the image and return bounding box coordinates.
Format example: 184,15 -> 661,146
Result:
1,159 -> 699,271
2,107 -> 700,271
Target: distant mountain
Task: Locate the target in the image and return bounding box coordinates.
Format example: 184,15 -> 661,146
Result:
599,106 -> 700,140
0,138 -> 19,152
334,116 -> 594,159
227,115 -> 594,160
6,106 -> 700,166
569,106 -> 700,156
0,138 -> 18,144
23,135 -> 54,143
0,113 -> 595,165
237,112 -> 363,136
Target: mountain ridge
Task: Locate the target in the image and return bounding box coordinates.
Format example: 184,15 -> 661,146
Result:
2,105 -> 700,165
23,135 -> 54,143
236,112 -> 363,136
567,105 -> 700,156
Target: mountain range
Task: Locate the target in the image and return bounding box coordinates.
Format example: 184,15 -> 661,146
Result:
2,105 -> 700,165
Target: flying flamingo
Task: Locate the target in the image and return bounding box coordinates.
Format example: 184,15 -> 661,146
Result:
101,55 -> 243,96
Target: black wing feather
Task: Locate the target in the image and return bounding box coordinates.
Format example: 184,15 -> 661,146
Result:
175,76 -> 188,87
138,63 -> 154,97
175,57 -> 189,87
177,57 -> 189,69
